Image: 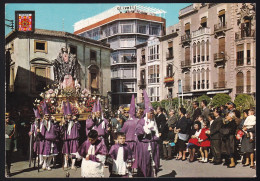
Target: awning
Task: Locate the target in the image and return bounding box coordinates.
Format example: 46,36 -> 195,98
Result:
218,9 -> 225,16
207,90 -> 230,94
201,17 -> 207,24
178,93 -> 193,97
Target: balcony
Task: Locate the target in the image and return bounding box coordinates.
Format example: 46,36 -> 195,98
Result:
235,30 -> 255,40
181,34 -> 191,44
138,80 -> 146,89
214,22 -> 227,33
236,86 -> 244,94
192,27 -> 210,38
181,60 -> 191,69
166,52 -> 174,60
213,52 -> 226,64
183,85 -> 191,92
179,4 -> 196,17
213,81 -> 227,89
111,56 -> 137,65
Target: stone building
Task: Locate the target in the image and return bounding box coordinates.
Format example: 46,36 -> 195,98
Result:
5,29 -> 112,110
136,30 -> 181,103
178,3 -> 255,100
73,5 -> 166,106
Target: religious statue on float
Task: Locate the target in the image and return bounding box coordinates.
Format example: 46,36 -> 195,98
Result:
52,47 -> 81,90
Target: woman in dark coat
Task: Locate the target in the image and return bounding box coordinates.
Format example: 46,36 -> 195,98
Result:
239,109 -> 255,168
175,107 -> 189,161
220,112 -> 237,168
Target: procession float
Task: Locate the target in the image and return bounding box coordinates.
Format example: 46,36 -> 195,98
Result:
33,47 -> 97,121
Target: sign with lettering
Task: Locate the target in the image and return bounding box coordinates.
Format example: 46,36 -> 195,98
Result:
117,6 -> 136,12
15,11 -> 35,32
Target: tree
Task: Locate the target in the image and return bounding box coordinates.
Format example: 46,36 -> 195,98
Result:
151,101 -> 160,109
212,94 -> 231,107
234,94 -> 255,112
196,94 -> 211,105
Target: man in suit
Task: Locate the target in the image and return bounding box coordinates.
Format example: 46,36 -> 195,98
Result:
201,100 -> 210,121
206,107 -> 223,165
155,106 -> 168,158
192,101 -> 201,123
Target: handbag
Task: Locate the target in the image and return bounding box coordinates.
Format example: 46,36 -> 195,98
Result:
169,142 -> 175,147
178,133 -> 189,141
236,129 -> 245,140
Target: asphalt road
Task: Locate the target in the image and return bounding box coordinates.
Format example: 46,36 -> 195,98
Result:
8,150 -> 256,178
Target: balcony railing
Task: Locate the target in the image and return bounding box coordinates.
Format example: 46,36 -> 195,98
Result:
236,86 -> 244,94
183,85 -> 191,92
181,34 -> 191,43
166,52 -> 174,60
214,22 -> 227,32
213,52 -> 226,62
235,30 -> 255,40
112,56 -> 137,65
213,81 -> 227,89
192,27 -> 210,38
181,60 -> 191,68
179,4 -> 195,17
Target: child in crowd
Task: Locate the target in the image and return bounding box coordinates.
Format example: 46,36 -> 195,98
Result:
109,132 -> 133,177
197,115 -> 205,129
198,120 -> 211,163
243,109 -> 256,142
162,125 -> 176,160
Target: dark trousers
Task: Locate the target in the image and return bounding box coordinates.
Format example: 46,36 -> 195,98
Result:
6,150 -> 12,174
163,144 -> 173,157
211,139 -> 222,163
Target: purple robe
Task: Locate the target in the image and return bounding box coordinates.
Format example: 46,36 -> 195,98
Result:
109,143 -> 132,162
61,121 -> 81,154
43,120 -> 60,156
135,118 -> 160,177
85,118 -> 109,138
120,118 -> 139,168
78,138 -> 108,162
30,121 -> 46,155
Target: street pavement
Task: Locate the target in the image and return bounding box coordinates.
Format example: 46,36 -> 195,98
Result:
8,150 -> 256,178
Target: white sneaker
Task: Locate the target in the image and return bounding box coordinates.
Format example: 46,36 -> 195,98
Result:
203,158 -> 208,163
71,166 -> 76,170
200,157 -> 205,162
47,167 -> 52,171
42,164 -> 46,170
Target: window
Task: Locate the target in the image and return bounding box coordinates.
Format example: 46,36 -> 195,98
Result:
206,68 -> 209,89
193,43 -> 196,63
123,82 -> 135,92
150,26 -> 160,35
236,72 -> 244,94
184,73 -> 190,92
167,41 -> 173,59
121,24 -> 133,33
148,65 -> 160,83
247,43 -> 251,65
111,25 -> 118,35
148,45 -> 159,61
197,42 -> 200,62
219,37 -> 225,54
120,38 -> 135,48
148,87 -> 160,102
111,68 -> 118,78
34,40 -> 47,53
201,16 -> 207,27
206,40 -> 209,61
90,50 -> 97,61
218,9 -> 226,27
137,24 -> 147,34
185,47 -> 190,63
69,45 -> 77,55
201,41 -> 205,62
247,71 -> 251,93
197,70 -> 200,89
122,67 -> 135,78
201,68 -> 205,89
167,64 -> 173,77
141,48 -> 146,65
236,44 -> 244,66
193,70 -> 196,90
9,66 -> 14,92
218,67 -> 225,88
31,65 -> 50,92
185,23 -> 190,35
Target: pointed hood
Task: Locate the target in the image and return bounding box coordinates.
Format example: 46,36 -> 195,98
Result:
63,101 -> 67,115
96,99 -> 102,112
129,94 -> 136,118
33,108 -> 41,119
42,100 -> 50,115
92,102 -> 97,113
66,101 -> 72,115
143,89 -> 154,116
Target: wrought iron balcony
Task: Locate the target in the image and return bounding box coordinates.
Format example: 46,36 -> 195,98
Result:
213,52 -> 226,63
213,81 -> 227,89
138,80 -> 146,88
140,58 -> 146,65
235,30 -> 255,40
181,34 -> 191,44
214,22 -> 227,33
166,52 -> 174,60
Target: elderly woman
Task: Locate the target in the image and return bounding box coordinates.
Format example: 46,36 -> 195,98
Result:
220,112 -> 237,168
167,109 -> 178,128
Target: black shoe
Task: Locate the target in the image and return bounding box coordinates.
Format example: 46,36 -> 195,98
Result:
243,164 -> 250,167
227,165 -> 235,168
213,162 -> 222,165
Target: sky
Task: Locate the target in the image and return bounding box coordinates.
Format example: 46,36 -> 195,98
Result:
5,3 -> 191,35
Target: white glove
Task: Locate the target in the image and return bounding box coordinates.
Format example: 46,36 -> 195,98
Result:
5,134 -> 9,138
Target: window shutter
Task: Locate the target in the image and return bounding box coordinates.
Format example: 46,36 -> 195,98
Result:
219,67 -> 225,87
201,17 -> 207,24
247,71 -> 251,86
206,40 -> 209,56
168,41 -> 173,48
185,23 -> 190,31
197,42 -> 200,55
236,44 -> 244,52
219,37 -> 225,53
185,47 -> 190,62
236,72 -> 244,87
